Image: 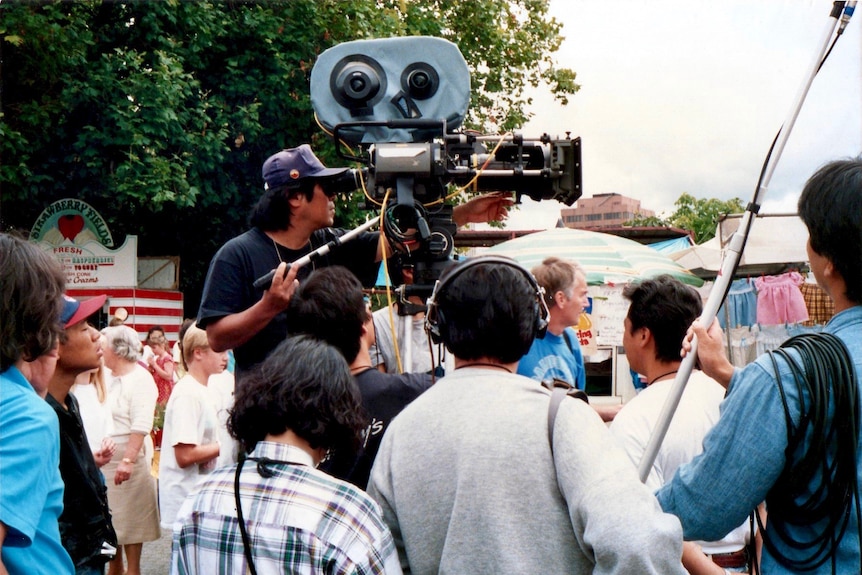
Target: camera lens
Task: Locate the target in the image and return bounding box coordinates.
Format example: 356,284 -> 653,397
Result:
401,63 -> 439,100
408,70 -> 430,91
330,55 -> 387,115
337,63 -> 380,102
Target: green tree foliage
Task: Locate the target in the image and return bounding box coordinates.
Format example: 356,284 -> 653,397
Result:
1,0 -> 577,312
625,193 -> 745,243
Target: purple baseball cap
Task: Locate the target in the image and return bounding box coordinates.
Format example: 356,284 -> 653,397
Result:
262,144 -> 349,190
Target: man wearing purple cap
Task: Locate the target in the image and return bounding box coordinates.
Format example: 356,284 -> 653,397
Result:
47,294 -> 119,574
198,144 -> 512,383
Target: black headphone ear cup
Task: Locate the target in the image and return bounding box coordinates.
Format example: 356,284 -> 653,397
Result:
426,306 -> 441,344
534,288 -> 550,339
535,310 -> 548,339
431,308 -> 446,344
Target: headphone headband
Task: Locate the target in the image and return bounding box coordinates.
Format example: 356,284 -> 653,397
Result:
424,255 -> 549,344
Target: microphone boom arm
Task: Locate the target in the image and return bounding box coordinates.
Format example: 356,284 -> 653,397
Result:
252,218 -> 380,289
637,1 -> 852,483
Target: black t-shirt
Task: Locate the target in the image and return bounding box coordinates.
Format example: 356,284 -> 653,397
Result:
47,393 -> 116,568
197,227 -> 381,382
321,368 -> 433,489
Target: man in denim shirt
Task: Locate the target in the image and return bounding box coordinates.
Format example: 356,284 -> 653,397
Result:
658,157 -> 862,574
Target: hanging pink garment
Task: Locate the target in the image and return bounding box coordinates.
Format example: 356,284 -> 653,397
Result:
755,271 -> 809,325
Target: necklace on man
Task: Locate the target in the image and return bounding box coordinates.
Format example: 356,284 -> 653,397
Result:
272,237 -> 315,271
455,362 -> 514,373
648,369 -> 679,385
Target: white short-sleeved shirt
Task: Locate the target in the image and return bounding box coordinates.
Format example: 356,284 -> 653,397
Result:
71,382 -> 115,453
158,375 -> 220,529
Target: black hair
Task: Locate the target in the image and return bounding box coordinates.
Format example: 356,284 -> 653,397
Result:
798,157 -> 862,304
249,182 -> 316,231
623,274 -> 702,363
228,335 -> 367,455
436,262 -> 537,363
284,266 -> 367,363
0,232 -> 66,370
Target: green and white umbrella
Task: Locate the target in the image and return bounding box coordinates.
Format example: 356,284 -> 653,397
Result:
487,228 -> 703,287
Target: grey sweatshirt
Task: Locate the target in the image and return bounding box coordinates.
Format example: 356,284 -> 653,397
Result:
368,368 -> 685,575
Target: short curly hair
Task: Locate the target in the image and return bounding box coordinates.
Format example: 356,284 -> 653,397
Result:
228,335 -> 367,455
0,233 -> 65,371
101,325 -> 143,363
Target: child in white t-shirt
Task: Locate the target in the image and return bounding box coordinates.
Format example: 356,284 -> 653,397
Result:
157,324 -> 228,529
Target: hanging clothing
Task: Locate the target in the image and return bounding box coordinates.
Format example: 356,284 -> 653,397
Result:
728,326 -> 758,368
799,282 -> 835,326
718,278 -> 758,329
755,272 -> 808,325
755,324 -> 790,356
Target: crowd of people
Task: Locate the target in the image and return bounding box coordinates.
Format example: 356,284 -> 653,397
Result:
2,150 -> 861,575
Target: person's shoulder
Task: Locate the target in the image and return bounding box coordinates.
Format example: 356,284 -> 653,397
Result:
132,362 -> 154,378
372,305 -> 393,320
686,370 -> 727,398
319,469 -> 385,516
216,228 -> 267,255
1,370 -> 49,411
170,375 -> 198,395
1,382 -> 59,436
520,337 -> 544,359
394,371 -> 434,391
130,363 -> 158,389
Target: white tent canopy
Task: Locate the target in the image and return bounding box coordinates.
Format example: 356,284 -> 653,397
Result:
671,213 -> 809,278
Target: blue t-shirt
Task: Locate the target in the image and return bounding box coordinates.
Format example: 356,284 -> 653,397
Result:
517,327 -> 586,390
0,367 -> 74,574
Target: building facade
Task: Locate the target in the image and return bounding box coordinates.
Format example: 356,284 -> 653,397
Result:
561,193 -> 655,229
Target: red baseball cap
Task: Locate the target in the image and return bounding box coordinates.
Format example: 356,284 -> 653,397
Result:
60,294 -> 107,328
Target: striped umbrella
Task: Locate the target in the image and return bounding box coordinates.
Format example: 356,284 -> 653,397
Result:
486,228 -> 703,287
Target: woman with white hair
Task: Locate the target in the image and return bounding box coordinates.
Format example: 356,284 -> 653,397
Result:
101,325 -> 160,575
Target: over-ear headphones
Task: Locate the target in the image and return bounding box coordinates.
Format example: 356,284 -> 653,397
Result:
425,255 -> 549,345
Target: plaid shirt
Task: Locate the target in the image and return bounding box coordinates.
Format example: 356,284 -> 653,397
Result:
171,441 -> 402,574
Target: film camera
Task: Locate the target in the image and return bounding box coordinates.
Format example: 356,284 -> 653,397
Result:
310,36 -> 581,295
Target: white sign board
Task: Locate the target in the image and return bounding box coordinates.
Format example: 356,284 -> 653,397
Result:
30,199 -> 138,287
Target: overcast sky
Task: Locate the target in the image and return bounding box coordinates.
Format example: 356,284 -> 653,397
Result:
500,0 -> 862,231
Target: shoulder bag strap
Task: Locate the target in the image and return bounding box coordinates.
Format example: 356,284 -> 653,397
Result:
541,377 -> 589,456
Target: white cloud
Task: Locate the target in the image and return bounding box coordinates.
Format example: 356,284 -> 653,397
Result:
506,0 -> 861,230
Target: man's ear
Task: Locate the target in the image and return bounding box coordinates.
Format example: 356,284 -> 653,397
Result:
361,317 -> 375,346
553,290 -> 567,308
637,326 -> 652,349
287,193 -> 304,209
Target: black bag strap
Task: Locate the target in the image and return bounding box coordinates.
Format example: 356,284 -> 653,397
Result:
233,456 -> 298,575
541,377 -> 589,456
234,457 -> 258,575
562,330 -> 576,355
